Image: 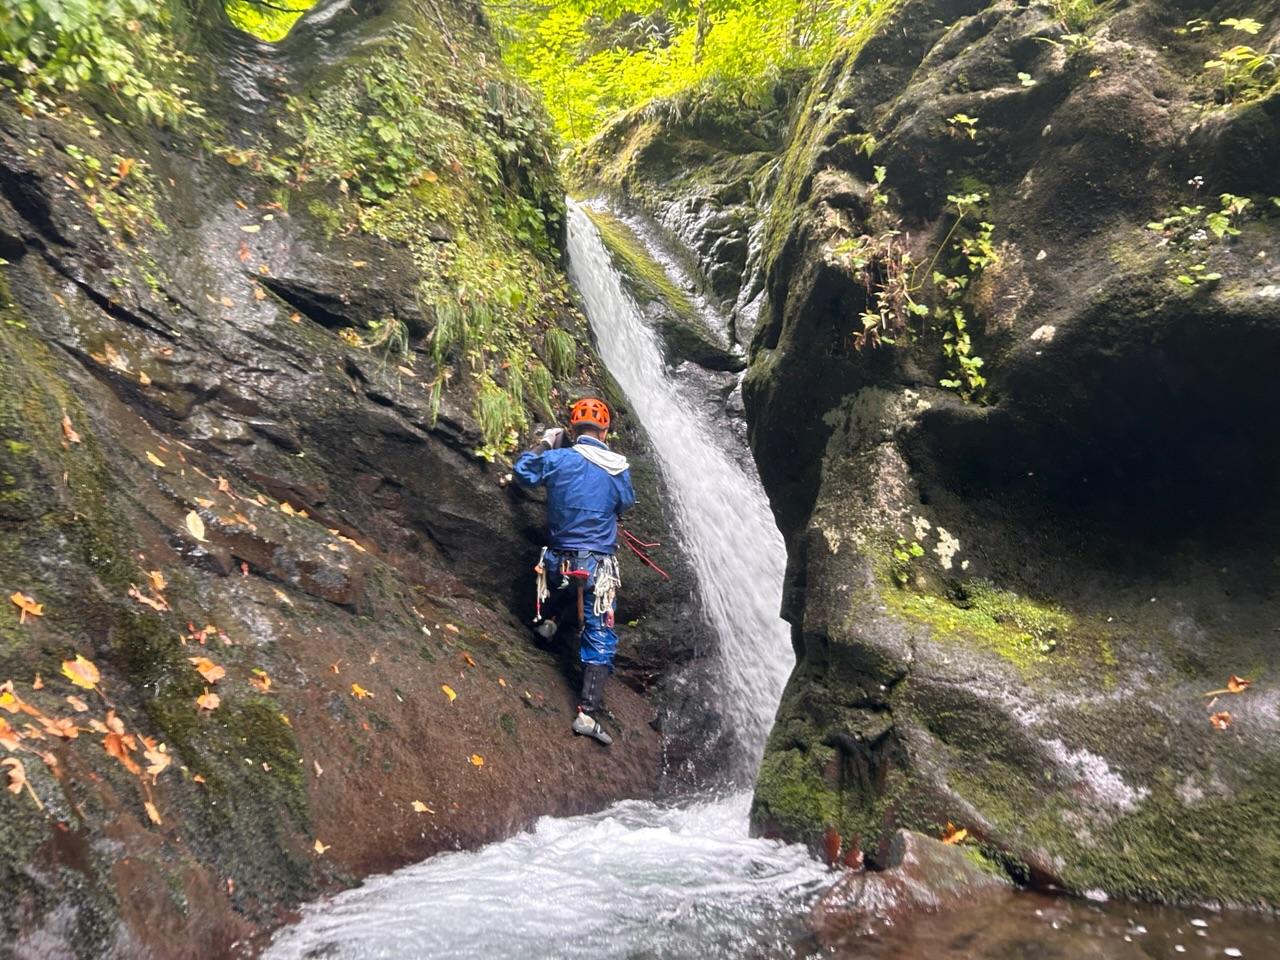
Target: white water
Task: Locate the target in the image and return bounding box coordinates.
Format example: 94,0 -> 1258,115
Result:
566,201 -> 793,757
266,202 -> 812,960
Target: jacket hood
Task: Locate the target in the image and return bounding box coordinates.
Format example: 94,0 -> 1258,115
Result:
573,437 -> 629,476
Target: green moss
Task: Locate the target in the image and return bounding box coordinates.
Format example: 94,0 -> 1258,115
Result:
752,745 -> 839,840
581,208 -> 697,322
884,575 -> 1071,670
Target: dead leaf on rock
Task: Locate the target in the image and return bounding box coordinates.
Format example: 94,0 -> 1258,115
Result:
462,653 -> 476,668
411,800 -> 434,814
196,690 -> 220,711
144,741 -> 170,779
313,760 -> 323,777
941,822 -> 968,845
3,757 -> 41,808
61,655 -> 99,689
273,588 -> 293,606
219,296 -> 235,309
1228,675 -> 1252,694
61,414 -> 81,445
145,451 -> 166,468
10,592 -> 44,624
249,669 -> 272,693
351,683 -> 372,700
31,674 -> 43,690
128,585 -> 169,612
66,695 -> 89,712
104,731 -> 141,775
469,754 -> 484,768
185,511 -> 207,542
1210,711 -> 1232,730
189,657 -> 225,684
144,801 -> 162,825
313,839 -> 329,854
441,684 -> 456,702
0,717 -> 20,750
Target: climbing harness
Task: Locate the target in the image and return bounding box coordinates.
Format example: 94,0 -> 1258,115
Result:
533,546 -> 550,622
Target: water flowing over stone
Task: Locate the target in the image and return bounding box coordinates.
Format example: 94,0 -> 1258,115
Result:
267,198 -> 812,960
566,200 -> 793,766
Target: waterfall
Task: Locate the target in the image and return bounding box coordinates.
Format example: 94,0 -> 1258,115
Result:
565,201 -> 793,763
264,201 -> 817,960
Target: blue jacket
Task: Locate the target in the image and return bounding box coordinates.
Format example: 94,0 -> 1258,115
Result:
513,436 -> 636,553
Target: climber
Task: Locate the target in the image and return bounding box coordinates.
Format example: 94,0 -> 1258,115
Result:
512,397 -> 635,746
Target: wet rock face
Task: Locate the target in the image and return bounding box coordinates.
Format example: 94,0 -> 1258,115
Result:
743,0 -> 1280,906
0,1 -> 711,953
808,830 -> 1007,947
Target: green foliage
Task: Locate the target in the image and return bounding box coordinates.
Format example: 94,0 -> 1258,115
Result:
359,317 -> 411,361
273,23 -> 571,458
947,113 -> 978,140
833,179 -> 993,401
1204,43 -> 1277,103
1146,186 -> 1258,287
493,0 -> 895,144
0,0 -> 203,125
1050,0 -> 1100,32
224,0 -> 315,42
543,327 -> 579,379
527,361 -> 556,421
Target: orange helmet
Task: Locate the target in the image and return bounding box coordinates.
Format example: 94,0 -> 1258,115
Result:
569,397 -> 611,432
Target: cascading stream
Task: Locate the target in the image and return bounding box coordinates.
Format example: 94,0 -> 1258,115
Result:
265,202 -> 818,959
565,201 -> 793,764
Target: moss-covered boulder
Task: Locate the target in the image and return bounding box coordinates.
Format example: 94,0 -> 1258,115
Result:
744,0 -> 1280,906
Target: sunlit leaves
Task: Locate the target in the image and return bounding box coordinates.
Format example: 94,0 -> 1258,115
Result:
941,822 -> 968,845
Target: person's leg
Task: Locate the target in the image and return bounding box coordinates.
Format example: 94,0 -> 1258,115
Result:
572,558 -> 616,745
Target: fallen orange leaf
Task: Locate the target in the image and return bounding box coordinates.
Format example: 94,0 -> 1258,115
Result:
145,451 -> 166,467
10,592 -> 44,624
128,584 -> 169,612
411,800 -> 434,813
1227,675 -> 1252,694
188,657 -> 225,684
144,801 -> 162,825
196,691 -> 220,711
351,683 -> 372,700
147,570 -> 167,593
1210,711 -> 1232,730
941,822 -> 968,845
497,678 -> 507,687
61,414 -> 81,445
462,653 -> 476,668
65,695 -> 89,712
61,654 -> 100,689
3,757 -> 41,809
469,754 -> 484,768
314,839 -> 329,854
0,717 -> 20,751
104,731 -> 142,775
441,684 -> 457,702
32,674 -> 43,690
249,669 -> 272,693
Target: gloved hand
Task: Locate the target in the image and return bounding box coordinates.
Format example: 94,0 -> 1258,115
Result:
541,427 -> 566,449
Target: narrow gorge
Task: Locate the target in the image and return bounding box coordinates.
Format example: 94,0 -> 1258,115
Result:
0,0 -> 1278,956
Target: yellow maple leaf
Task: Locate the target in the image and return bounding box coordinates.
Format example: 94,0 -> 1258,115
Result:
61,654 -> 100,689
